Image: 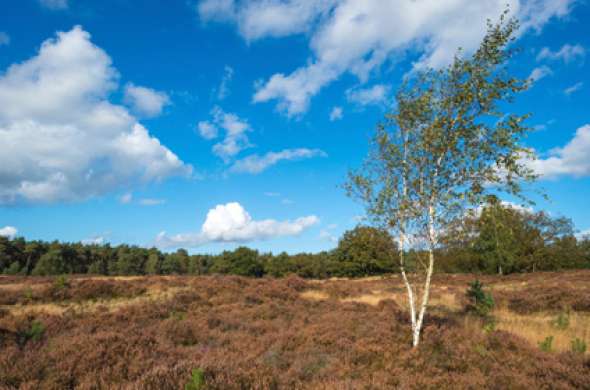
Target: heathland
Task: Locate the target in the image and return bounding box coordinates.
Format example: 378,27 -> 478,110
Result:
1,271 -> 589,389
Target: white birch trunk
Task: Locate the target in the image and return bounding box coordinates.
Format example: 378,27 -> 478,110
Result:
411,203 -> 436,347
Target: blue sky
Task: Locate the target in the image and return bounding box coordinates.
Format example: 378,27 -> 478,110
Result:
0,0 -> 589,254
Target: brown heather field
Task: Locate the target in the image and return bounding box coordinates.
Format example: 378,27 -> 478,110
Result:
1,271 -> 589,389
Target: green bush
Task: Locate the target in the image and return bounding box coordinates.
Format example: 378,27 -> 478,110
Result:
539,336 -> 553,352
552,312 -> 570,330
185,368 -> 205,390
466,280 -> 495,317
53,274 -> 70,290
19,320 -> 45,345
571,338 -> 587,354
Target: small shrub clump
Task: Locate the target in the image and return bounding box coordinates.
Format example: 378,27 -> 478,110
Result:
539,336 -> 554,352
551,312 -> 570,330
185,368 -> 205,390
466,280 -> 495,317
570,338 -> 587,354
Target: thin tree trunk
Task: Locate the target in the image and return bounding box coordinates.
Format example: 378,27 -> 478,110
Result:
398,231 -> 417,343
411,203 -> 436,347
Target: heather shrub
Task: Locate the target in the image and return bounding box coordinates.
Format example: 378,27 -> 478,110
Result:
185,368 -> 205,390
466,280 -> 494,317
539,336 -> 554,352
571,338 -> 587,354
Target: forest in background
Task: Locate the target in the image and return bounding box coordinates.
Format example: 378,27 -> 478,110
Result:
2,198 -> 589,278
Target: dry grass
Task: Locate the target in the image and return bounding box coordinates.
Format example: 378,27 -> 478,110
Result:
494,309 -> 590,354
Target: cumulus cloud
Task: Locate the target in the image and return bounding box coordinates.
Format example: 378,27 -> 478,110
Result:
201,0 -> 575,116
329,106 -> 343,121
0,26 -> 191,204
346,84 -> 390,106
39,0 -> 68,9
528,124 -> 590,178
528,65 -> 552,83
0,32 -> 10,46
124,83 -> 170,117
564,81 -> 583,95
0,226 -> 18,238
199,106 -> 251,162
197,121 -> 218,140
230,148 -> 326,174
198,0 -> 333,41
536,43 -> 586,63
156,202 -> 319,247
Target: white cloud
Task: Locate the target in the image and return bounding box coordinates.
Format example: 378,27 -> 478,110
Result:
564,81 -> 583,95
264,192 -> 280,197
139,198 -> 166,206
0,27 -> 191,204
528,65 -> 552,83
200,106 -> 251,162
209,0 -> 575,116
0,226 -> 18,238
536,43 -> 585,63
519,0 -> 573,31
319,229 -> 337,243
281,198 -> 294,205
329,106 -> 343,121
216,65 -> 234,100
119,192 -> 133,204
81,236 -> 105,245
500,201 -> 533,214
528,124 -> 590,178
577,228 -> 590,240
230,148 -> 326,174
197,121 -> 218,140
39,0 -> 68,9
156,201 -> 319,247
0,32 -> 10,46
198,0 -> 333,41
346,84 -> 390,106
124,83 -> 170,117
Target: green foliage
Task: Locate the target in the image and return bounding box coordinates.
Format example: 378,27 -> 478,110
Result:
210,247 -> 264,277
552,312 -> 570,330
184,368 -> 205,390
539,336 -> 554,352
32,248 -> 69,276
19,320 -> 45,344
570,338 -> 587,354
333,226 -> 397,276
5,261 -> 22,275
53,274 -> 70,290
438,198 -> 581,274
466,280 -> 495,317
23,287 -> 33,301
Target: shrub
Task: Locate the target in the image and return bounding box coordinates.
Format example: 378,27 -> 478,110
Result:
466,280 -> 495,317
185,368 -> 205,390
551,312 -> 570,330
53,274 -> 70,290
571,338 -> 587,354
18,320 -> 45,345
539,336 -> 553,352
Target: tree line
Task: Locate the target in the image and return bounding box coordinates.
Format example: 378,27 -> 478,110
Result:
1,201 -> 588,278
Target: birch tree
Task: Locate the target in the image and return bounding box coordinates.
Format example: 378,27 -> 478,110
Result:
345,13 -> 538,348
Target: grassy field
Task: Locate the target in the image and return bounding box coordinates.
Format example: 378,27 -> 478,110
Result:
1,271 -> 589,389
